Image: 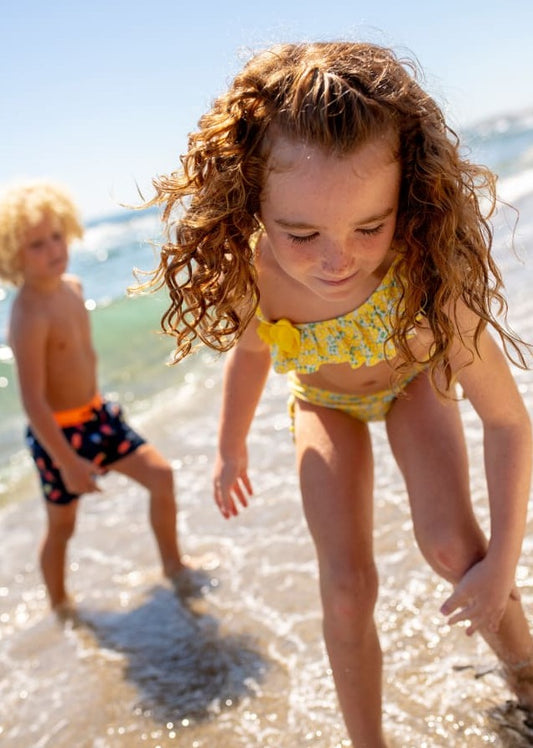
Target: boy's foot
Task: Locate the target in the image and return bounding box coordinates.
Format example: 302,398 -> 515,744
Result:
166,554 -> 220,599
169,566 -> 216,599
53,597 -> 79,625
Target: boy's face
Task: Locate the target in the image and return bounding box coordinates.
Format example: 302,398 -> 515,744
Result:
19,214 -> 69,286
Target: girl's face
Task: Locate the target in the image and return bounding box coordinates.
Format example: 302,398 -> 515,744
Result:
19,214 -> 68,285
259,134 -> 401,302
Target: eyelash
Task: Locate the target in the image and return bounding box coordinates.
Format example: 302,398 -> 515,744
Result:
359,224 -> 384,236
288,224 -> 384,244
289,233 -> 317,245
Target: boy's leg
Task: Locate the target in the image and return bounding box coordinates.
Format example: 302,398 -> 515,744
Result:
386,373 -> 533,707
111,444 -> 184,578
41,500 -> 78,609
293,400 -> 387,747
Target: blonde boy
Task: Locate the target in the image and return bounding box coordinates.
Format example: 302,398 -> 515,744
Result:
0,180 -> 188,613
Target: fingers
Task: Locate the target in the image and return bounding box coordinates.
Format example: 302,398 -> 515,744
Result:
441,593 -> 505,636
64,472 -> 101,495
240,472 -> 253,497
231,477 -> 251,509
439,591 -> 456,619
84,462 -> 103,493
445,606 -> 479,636
214,474 -> 253,520
441,594 -> 476,635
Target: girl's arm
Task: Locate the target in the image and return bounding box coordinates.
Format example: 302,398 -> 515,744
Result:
441,310 -> 532,634
213,318 -> 272,519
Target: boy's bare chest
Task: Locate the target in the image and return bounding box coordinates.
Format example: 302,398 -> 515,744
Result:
45,296 -> 91,355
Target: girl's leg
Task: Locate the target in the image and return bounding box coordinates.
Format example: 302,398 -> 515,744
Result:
386,373 -> 533,707
112,444 -> 184,578
294,399 -> 387,747
41,500 -> 78,609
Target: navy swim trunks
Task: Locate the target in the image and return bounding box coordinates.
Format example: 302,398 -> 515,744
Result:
26,399 -> 145,504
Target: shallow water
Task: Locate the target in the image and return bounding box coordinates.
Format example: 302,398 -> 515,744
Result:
1,357 -> 533,747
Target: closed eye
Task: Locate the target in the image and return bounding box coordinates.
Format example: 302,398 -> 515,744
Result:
288,232 -> 319,244
358,224 -> 385,236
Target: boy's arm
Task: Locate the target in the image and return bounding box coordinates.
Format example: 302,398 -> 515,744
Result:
213,318 -> 272,519
440,309 -> 532,634
10,308 -> 100,495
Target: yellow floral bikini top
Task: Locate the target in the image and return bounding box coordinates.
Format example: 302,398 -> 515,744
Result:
256,262 -> 409,374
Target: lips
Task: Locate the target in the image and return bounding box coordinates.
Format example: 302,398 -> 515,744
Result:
316,270 -> 358,286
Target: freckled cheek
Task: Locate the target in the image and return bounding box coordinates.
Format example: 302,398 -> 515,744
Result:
359,230 -> 396,263
273,242 -> 315,270
288,247 -> 318,271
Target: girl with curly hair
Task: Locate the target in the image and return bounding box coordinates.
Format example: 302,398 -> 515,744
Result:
141,42 -> 533,745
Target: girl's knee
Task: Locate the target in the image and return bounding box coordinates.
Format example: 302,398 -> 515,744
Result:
420,531 -> 486,583
321,563 -> 379,637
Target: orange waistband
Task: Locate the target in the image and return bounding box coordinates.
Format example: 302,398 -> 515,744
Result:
53,393 -> 103,427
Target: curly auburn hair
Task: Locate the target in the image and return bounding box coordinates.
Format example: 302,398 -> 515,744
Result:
141,41 -> 528,386
0,180 -> 83,287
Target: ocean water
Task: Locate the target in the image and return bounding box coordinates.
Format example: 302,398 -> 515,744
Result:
1,111 -> 533,747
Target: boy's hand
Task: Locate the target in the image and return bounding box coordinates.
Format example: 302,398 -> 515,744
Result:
213,448 -> 253,519
440,557 -> 517,636
60,455 -> 102,495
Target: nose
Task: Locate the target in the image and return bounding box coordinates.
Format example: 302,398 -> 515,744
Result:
320,240 -> 354,277
47,237 -> 67,261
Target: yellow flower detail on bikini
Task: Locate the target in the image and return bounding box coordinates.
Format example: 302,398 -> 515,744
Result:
257,318 -> 301,357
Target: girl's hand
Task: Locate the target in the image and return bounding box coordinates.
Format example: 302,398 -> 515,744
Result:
440,557 -> 517,636
213,449 -> 253,519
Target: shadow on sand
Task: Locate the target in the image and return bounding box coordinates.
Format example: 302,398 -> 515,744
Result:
74,584 -> 268,725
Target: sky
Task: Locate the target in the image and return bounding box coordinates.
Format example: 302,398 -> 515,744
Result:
2,0 -> 532,220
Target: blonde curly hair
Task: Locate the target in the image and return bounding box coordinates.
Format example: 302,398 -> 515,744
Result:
141,41 -> 528,387
0,179 -> 84,286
